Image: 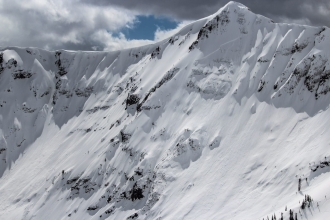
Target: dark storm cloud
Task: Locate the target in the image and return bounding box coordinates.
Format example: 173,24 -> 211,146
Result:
82,0 -> 330,27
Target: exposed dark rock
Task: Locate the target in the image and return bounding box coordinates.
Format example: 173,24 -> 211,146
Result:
134,169 -> 143,176
12,70 -> 33,79
121,182 -> 144,201
189,40 -> 199,51
305,69 -> 330,99
257,58 -> 269,63
17,139 -> 25,148
257,80 -> 265,92
87,205 -> 98,211
130,183 -> 144,201
40,90 -> 50,98
310,158 -> 330,172
69,178 -> 96,194
0,53 -> 3,64
120,130 -> 131,143
105,206 -> 115,215
190,10 -> 230,50
283,55 -> 330,99
52,51 -> 71,105
179,32 -> 191,46
126,94 -> 140,107
0,53 -> 3,74
127,213 -> 138,219
285,57 -> 314,94
75,87 -> 93,97
140,105 -> 161,111
55,51 -> 67,76
137,68 -> 179,111
22,107 -> 36,113
86,106 -> 110,114
316,27 -> 326,36
168,36 -> 178,45
7,59 -> 18,69
150,47 -> 160,59
67,177 -> 79,185
282,42 -> 308,56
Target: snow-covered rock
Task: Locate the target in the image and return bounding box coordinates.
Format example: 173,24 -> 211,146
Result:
1,1 -> 330,219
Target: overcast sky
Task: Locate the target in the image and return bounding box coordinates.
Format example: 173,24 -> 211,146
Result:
0,0 -> 329,51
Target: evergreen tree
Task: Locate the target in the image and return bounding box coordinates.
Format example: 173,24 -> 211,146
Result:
289,209 -> 294,220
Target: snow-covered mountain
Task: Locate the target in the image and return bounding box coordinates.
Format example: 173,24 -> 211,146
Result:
1,1 -> 330,219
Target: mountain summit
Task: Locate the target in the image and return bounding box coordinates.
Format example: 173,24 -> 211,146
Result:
0,2 -> 330,219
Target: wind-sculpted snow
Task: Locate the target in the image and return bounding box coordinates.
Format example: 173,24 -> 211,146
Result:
1,1 -> 330,220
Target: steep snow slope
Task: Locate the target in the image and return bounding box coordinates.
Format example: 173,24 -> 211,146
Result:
1,2 -> 330,219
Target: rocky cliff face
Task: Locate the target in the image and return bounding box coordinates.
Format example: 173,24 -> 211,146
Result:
1,2 -> 330,219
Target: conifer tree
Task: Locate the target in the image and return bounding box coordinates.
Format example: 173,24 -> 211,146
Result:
289,209 -> 294,220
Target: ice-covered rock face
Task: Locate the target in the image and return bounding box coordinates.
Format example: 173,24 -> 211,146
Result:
1,1 -> 330,220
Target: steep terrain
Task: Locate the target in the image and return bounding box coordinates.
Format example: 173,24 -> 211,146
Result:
1,2 -> 330,219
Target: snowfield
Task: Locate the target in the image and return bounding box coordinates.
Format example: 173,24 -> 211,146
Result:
1,1 -> 330,219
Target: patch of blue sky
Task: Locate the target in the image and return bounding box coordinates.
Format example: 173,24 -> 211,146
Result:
121,15 -> 179,40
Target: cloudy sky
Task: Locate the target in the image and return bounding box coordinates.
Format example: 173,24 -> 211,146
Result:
0,0 -> 329,51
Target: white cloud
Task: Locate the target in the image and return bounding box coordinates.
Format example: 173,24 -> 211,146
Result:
154,21 -> 192,42
276,17 -> 312,26
91,31 -> 153,51
0,0 -> 193,51
91,20 -> 194,51
0,0 -> 141,51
